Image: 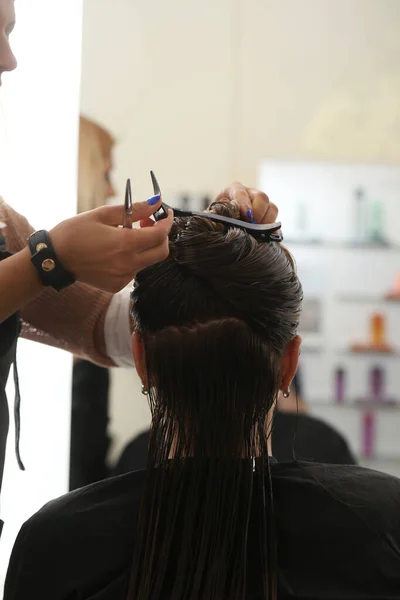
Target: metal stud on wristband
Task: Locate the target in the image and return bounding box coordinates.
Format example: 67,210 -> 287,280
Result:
27,230 -> 76,292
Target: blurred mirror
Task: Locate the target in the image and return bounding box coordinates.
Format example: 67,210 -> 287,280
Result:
71,0 -> 400,492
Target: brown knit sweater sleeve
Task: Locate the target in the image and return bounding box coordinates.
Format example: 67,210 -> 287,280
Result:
0,198 -> 115,367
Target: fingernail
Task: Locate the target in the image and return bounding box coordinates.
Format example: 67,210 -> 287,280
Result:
147,193 -> 161,206
247,209 -> 256,224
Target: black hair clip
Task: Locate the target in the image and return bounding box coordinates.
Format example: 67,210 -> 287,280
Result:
149,171 -> 283,243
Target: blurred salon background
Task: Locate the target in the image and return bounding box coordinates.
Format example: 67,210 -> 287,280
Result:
78,0 -> 400,478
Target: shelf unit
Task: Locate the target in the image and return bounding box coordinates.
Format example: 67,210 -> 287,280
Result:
302,348 -> 400,357
284,239 -> 400,472
259,159 -> 400,474
284,240 -> 400,252
337,295 -> 400,304
309,402 -> 400,411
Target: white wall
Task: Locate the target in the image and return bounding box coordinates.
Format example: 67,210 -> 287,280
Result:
237,0 -> 400,180
81,0 -> 400,196
80,0 -> 400,463
0,0 -> 83,589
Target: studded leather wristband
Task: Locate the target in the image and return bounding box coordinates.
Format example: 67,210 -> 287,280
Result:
27,230 -> 76,292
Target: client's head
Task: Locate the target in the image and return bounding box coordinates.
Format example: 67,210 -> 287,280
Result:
131,201 -> 303,460
128,202 -> 303,600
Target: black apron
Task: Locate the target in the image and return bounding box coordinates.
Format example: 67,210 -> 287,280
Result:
0,231 -> 23,538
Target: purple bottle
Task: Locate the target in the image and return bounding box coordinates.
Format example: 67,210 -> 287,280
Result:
370,366 -> 384,403
362,411 -> 375,459
334,367 -> 346,404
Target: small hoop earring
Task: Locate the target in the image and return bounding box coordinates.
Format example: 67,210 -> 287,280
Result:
141,385 -> 149,396
283,388 -> 291,398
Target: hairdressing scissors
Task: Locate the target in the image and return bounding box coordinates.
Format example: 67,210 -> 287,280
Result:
123,178 -> 133,229
149,171 -> 283,243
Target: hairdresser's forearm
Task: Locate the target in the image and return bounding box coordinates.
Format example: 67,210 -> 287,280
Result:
0,248 -> 44,323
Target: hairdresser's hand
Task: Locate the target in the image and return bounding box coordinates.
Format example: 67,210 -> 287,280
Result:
215,182 -> 278,225
49,201 -> 173,293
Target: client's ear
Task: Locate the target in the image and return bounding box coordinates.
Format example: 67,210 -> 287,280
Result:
280,335 -> 302,392
132,332 -> 146,385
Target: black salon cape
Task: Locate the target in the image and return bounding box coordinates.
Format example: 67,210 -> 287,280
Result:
4,460 -> 400,600
0,233 -> 21,538
69,360 -> 111,491
271,411 -> 357,464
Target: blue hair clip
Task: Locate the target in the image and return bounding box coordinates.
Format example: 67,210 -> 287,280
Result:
149,171 -> 283,243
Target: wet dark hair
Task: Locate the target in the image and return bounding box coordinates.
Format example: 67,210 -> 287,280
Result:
128,202 -> 303,600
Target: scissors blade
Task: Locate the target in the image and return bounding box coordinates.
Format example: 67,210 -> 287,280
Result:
124,178 -> 133,228
149,170 -> 169,221
150,170 -> 161,196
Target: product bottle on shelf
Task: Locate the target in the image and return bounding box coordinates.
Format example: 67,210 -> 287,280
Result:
334,367 -> 346,404
201,196 -> 212,211
296,202 -> 307,240
351,312 -> 392,353
180,195 -> 190,211
369,366 -> 384,403
369,200 -> 386,245
353,187 -> 367,244
393,275 -> 400,296
386,274 -> 400,301
361,411 -> 375,459
371,313 -> 385,347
